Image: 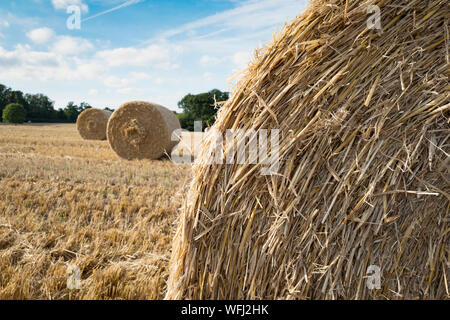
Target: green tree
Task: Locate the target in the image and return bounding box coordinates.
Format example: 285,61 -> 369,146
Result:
2,103 -> 27,124
5,90 -> 28,110
63,102 -> 80,122
80,102 -> 92,111
177,89 -> 229,131
176,112 -> 192,131
25,93 -> 55,121
0,84 -> 11,121
63,102 -> 92,122
56,109 -> 67,121
0,89 -> 28,122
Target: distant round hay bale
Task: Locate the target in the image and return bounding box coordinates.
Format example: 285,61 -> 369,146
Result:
107,101 -> 181,160
76,108 -> 112,140
166,0 -> 449,300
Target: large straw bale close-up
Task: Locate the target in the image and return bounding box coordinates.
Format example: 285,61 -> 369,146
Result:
76,108 -> 112,140
166,0 -> 449,299
107,101 -> 181,160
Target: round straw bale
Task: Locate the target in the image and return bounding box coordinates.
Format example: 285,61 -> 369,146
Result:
166,0 -> 449,300
107,101 -> 181,160
76,108 -> 112,140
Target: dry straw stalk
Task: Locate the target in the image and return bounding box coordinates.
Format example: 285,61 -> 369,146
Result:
166,0 -> 449,299
107,101 -> 181,160
76,108 -> 112,140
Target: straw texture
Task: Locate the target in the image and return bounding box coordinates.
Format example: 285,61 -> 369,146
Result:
107,101 -> 181,160
166,0 -> 449,299
76,109 -> 112,140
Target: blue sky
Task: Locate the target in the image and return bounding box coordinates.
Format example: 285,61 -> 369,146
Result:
0,0 -> 308,111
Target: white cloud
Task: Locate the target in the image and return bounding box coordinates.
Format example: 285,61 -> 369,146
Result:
51,0 -> 89,13
130,71 -> 151,80
0,45 -> 58,68
0,12 -> 39,30
52,36 -> 94,55
74,61 -> 107,79
200,55 -> 222,66
89,89 -> 99,96
96,44 -> 173,68
232,51 -> 251,70
104,75 -> 133,88
117,87 -> 144,95
26,27 -> 55,44
0,45 -> 65,80
203,72 -> 213,81
0,44 -> 105,81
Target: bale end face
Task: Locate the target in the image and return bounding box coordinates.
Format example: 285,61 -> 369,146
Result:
107,101 -> 181,160
76,109 -> 112,140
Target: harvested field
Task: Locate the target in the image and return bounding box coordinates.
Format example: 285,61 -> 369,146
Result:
1,0 -> 448,302
0,123 -> 193,299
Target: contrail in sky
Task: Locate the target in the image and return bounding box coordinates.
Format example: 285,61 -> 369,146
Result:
82,0 -> 144,22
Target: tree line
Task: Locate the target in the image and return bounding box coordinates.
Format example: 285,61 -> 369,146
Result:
1,83 -> 228,131
0,83 -> 113,123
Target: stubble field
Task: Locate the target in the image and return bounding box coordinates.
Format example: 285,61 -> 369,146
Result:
0,123 -> 193,299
